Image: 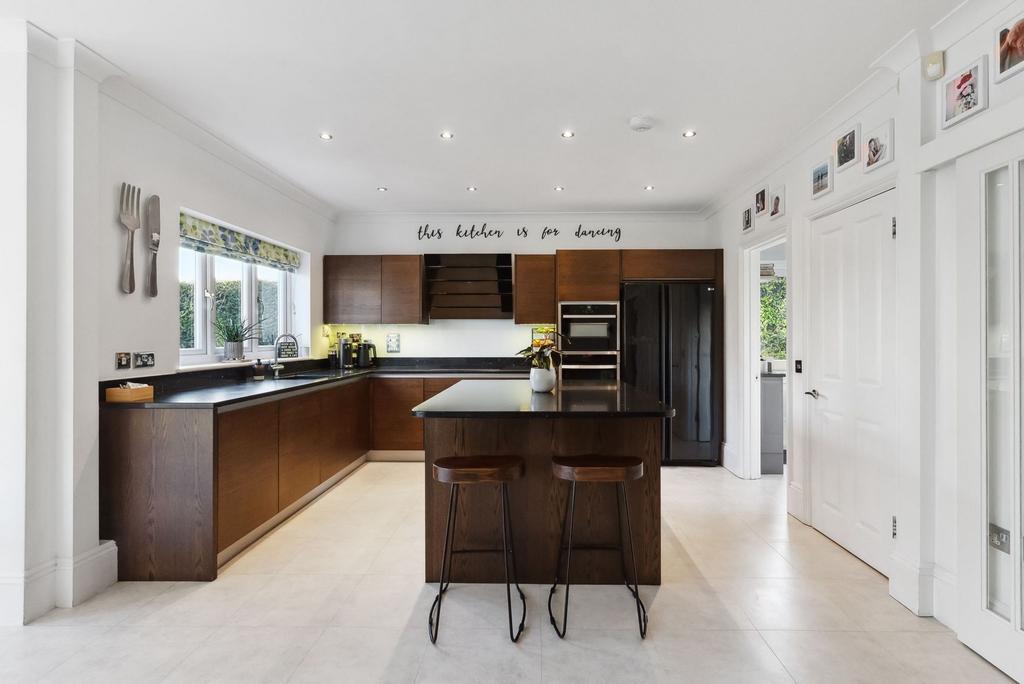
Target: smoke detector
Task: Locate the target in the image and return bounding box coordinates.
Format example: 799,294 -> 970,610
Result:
629,115 -> 654,133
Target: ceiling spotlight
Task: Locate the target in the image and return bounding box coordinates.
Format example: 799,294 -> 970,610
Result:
440,130 -> 454,140
561,130 -> 575,139
554,186 -> 565,192
682,129 -> 697,138
643,185 -> 655,191
377,186 -> 388,192
466,186 -> 477,192
319,132 -> 333,141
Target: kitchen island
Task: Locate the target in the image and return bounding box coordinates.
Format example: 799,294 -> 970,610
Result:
413,379 -> 675,585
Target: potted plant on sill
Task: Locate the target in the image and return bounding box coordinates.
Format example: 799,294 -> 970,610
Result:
516,328 -> 565,393
213,318 -> 262,361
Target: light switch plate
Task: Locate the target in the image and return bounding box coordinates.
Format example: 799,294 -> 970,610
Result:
115,352 -> 132,370
133,351 -> 155,368
386,333 -> 400,353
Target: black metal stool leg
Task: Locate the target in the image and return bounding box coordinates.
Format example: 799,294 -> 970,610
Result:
428,483 -> 459,643
618,482 -> 648,639
500,482 -> 527,642
547,481 -> 576,638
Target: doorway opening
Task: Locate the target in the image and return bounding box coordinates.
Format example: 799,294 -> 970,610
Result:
739,235 -> 788,480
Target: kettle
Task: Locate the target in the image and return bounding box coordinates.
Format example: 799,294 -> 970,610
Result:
340,340 -> 355,369
357,342 -> 376,368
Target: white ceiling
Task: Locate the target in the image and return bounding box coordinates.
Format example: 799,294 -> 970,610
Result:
3,0 -> 959,215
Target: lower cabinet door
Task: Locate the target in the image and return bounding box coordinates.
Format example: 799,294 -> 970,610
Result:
320,379 -> 372,481
372,378 -> 424,450
217,402 -> 280,552
278,391 -> 323,510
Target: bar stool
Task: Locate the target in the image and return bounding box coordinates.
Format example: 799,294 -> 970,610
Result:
547,455 -> 648,639
428,455 -> 527,644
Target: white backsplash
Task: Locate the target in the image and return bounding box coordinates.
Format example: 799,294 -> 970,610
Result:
329,319 -> 540,358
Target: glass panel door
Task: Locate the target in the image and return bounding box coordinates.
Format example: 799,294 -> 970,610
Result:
984,164 -> 1015,622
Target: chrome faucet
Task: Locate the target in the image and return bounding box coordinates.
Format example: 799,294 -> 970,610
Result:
271,333 -> 299,379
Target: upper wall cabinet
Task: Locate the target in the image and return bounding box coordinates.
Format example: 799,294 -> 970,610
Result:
555,250 -> 621,301
324,254 -> 425,324
513,254 -> 556,324
620,249 -> 720,281
381,255 -> 426,324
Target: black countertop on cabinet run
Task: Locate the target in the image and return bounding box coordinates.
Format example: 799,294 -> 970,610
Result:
102,367 -> 528,410
412,380 -> 675,418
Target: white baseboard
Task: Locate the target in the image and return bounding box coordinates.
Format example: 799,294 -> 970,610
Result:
721,442 -> 744,478
931,563 -> 957,630
57,540 -> 117,608
367,450 -> 425,462
888,552 -> 934,617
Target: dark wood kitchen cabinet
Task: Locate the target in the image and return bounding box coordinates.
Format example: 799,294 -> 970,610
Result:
320,379 -> 372,481
217,402 -> 280,553
278,391 -> 324,510
556,250 -> 621,301
381,255 -> 426,323
514,254 -> 556,323
373,377 -> 424,450
323,255 -> 382,323
620,249 -> 719,281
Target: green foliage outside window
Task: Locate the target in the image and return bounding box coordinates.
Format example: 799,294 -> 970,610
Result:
760,277 -> 787,359
180,282 -> 195,349
179,278 -> 279,349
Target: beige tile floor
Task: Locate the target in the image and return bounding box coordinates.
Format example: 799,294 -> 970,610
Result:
2,463 -> 1011,683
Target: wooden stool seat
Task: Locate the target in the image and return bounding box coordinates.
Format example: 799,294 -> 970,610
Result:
551,455 -> 644,483
433,455 -> 525,484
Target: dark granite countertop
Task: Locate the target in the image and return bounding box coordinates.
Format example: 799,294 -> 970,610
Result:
411,380 -> 675,418
103,367 -> 528,409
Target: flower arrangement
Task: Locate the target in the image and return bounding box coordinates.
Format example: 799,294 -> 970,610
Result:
516,327 -> 567,370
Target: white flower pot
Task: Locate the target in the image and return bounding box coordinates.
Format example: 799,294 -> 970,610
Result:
529,366 -> 556,393
223,341 -> 245,361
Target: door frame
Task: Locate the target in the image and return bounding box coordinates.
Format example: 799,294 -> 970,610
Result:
740,233 -> 788,480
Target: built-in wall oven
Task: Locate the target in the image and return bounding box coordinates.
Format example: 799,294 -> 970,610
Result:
558,301 -> 619,386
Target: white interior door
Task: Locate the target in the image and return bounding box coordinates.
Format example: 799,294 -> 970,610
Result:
807,189 -> 897,576
956,131 -> 1024,682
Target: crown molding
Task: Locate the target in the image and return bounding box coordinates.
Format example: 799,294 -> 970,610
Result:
57,39 -> 125,83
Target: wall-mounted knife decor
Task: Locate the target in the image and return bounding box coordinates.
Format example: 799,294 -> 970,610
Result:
118,182 -> 141,294
146,195 -> 161,297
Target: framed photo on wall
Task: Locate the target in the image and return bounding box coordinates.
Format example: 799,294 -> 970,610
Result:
863,119 -> 894,172
995,12 -> 1024,83
834,124 -> 860,171
811,159 -> 833,199
769,185 -> 786,219
940,56 -> 988,129
741,206 -> 753,233
753,185 -> 769,217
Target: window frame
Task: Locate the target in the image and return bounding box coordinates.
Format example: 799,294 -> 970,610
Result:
178,248 -> 295,366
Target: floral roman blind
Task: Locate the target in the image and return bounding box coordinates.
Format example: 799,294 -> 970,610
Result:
179,213 -> 301,273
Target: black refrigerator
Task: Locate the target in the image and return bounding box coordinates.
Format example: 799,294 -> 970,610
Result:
622,282 -> 722,465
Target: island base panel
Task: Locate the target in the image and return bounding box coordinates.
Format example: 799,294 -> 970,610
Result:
424,417 -> 661,585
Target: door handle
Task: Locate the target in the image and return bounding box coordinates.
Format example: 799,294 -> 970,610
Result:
804,389 -> 819,399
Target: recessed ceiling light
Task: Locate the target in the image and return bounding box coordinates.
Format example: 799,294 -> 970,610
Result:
643,185 -> 655,191
440,130 -> 454,140
319,132 -> 333,141
682,129 -> 697,138
377,186 -> 388,192
466,186 -> 477,192
554,186 -> 565,192
561,130 -> 575,139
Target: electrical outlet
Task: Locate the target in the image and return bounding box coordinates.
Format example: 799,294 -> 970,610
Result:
133,351 -> 155,368
989,523 -> 1011,554
115,352 -> 132,370
386,333 -> 400,354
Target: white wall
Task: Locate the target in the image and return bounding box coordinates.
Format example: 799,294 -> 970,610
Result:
97,78 -> 336,381
707,0 -> 1024,629
0,20 -> 30,626
330,211 -> 713,356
